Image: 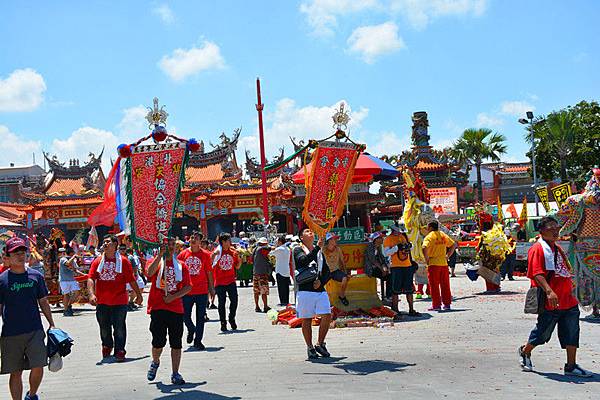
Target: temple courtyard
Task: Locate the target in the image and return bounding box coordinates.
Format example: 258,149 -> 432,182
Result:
4,270 -> 599,400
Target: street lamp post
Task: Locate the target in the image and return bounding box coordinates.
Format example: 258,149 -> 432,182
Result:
519,111 -> 539,216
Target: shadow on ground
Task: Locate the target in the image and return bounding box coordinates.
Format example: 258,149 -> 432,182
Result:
96,355 -> 149,365
305,357 -> 415,376
151,381 -> 242,399
184,346 -> 224,353
474,291 -> 520,296
219,329 -> 255,335
534,371 -> 600,384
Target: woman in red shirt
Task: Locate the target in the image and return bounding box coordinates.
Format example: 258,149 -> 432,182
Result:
212,233 -> 241,332
177,231 -> 214,350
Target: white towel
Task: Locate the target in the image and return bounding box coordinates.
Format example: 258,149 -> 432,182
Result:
97,251 -> 123,274
155,254 -> 183,289
538,238 -> 556,271
212,245 -> 222,267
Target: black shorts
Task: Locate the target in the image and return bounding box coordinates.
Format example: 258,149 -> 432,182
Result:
149,310 -> 184,349
330,270 -> 348,283
528,306 -> 580,348
390,267 -> 415,295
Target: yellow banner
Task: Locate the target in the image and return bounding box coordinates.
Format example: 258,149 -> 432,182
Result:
550,182 -> 572,208
518,196 -> 528,226
496,196 -> 504,222
535,186 -> 551,212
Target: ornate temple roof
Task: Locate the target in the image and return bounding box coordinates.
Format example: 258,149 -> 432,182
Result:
185,129 -> 242,187
245,147 -> 286,179
41,151 -> 105,198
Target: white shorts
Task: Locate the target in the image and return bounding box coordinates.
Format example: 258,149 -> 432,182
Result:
296,291 -> 331,319
60,281 -> 80,294
127,276 -> 145,291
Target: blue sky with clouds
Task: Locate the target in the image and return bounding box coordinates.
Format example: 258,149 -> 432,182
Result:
1,0 -> 599,172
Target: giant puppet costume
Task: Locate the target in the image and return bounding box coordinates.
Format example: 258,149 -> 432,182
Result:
554,167 -> 600,310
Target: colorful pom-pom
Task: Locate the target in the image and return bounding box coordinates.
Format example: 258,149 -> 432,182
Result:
117,143 -> 132,158
188,138 -> 201,152
152,126 -> 168,142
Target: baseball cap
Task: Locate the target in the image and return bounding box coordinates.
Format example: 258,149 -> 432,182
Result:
257,237 -> 269,245
325,232 -> 340,242
5,237 -> 28,254
390,223 -> 408,234
369,231 -> 385,241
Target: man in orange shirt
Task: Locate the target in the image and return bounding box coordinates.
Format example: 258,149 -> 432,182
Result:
384,223 -> 421,318
423,221 -> 457,311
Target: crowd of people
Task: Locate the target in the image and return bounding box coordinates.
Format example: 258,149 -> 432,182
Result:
0,214 -> 596,399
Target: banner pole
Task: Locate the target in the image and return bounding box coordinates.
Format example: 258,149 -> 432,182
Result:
256,78 -> 270,225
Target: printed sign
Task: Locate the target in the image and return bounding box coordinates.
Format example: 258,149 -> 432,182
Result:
535,186 -> 551,212
550,182 -> 572,208
428,187 -> 458,215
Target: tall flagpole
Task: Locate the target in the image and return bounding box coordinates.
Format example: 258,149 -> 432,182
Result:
256,78 -> 270,225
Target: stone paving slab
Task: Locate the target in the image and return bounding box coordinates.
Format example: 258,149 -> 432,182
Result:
2,272 -> 599,399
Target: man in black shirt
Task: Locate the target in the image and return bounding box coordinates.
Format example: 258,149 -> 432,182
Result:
293,228 -> 331,360
516,224 -> 527,242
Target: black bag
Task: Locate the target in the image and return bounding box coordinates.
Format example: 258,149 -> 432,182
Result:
523,250 -> 556,314
296,264 -> 319,285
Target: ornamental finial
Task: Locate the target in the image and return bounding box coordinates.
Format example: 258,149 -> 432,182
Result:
146,97 -> 169,129
332,102 -> 350,131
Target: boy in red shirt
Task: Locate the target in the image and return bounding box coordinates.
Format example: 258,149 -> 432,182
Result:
212,233 -> 241,332
177,231 -> 214,350
146,238 -> 191,385
88,234 -> 143,362
518,216 -> 593,378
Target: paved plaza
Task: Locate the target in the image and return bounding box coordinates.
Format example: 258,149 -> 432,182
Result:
4,270 -> 599,400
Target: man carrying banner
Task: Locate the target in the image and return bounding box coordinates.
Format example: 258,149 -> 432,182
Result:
88,235 -> 143,361
146,238 -> 192,385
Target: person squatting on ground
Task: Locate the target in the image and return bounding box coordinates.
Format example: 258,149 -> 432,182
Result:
293,229 -> 332,360
252,237 -> 272,313
146,238 -> 192,385
0,237 -> 56,400
87,235 -> 143,362
212,233 -> 241,332
322,232 -> 351,306
270,235 -> 292,306
177,231 -> 214,350
518,216 -> 593,377
384,223 -> 421,318
59,246 -> 85,316
422,221 -> 457,311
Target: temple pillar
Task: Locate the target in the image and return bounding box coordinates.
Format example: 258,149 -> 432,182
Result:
286,210 -> 294,234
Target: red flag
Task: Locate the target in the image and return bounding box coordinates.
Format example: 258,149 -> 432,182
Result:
506,203 -> 518,219
88,157 -> 120,227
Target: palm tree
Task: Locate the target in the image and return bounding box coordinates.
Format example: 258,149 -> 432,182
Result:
452,128 -> 507,202
540,110 -> 578,182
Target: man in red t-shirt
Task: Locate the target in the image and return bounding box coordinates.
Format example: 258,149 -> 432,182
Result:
146,238 -> 192,385
212,233 -> 241,332
518,216 -> 593,378
88,235 -> 143,362
177,231 -> 214,350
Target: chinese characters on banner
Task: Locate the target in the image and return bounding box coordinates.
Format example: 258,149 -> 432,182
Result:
428,187 -> 458,215
534,186 -> 551,212
550,182 -> 572,208
302,142 -> 360,237
128,143 -> 188,245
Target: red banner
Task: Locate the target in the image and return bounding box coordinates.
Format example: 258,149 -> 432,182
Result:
128,143 -> 188,246
302,142 -> 359,236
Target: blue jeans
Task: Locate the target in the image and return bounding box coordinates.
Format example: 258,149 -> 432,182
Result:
528,306 -> 580,349
96,304 -> 128,352
183,294 -> 208,343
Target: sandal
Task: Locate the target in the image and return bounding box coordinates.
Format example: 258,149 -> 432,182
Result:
338,296 -> 350,306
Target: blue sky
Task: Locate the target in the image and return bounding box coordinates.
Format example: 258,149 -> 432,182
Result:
1,0 -> 599,172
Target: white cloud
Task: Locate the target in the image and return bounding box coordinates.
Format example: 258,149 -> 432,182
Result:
158,41 -> 226,82
499,100 -> 535,117
476,112 -> 504,128
390,0 -> 487,30
117,105 -> 148,137
0,68 -> 47,112
347,21 -> 405,63
300,0 -> 379,36
368,131 -> 410,157
0,125 -> 42,167
152,4 -> 175,25
50,126 -> 120,173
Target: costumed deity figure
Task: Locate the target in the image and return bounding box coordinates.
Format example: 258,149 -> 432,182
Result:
475,206 -> 511,292
401,167 -> 436,293
554,167 -> 600,315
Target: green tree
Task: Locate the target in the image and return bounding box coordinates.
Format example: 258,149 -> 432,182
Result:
452,128 -> 507,202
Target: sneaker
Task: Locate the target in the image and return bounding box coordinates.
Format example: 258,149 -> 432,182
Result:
564,364 -> 593,378
263,306 -> 271,313
220,322 -> 228,332
171,372 -> 186,385
186,330 -> 194,344
518,346 -> 533,372
415,294 -> 423,299
193,342 -> 206,351
147,361 -> 159,381
427,307 -> 442,312
443,305 -> 451,311
115,350 -> 126,362
314,343 -> 330,358
255,306 -> 262,313
102,346 -> 112,359
25,392 -> 39,400
307,347 -> 319,359
229,319 -> 238,330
